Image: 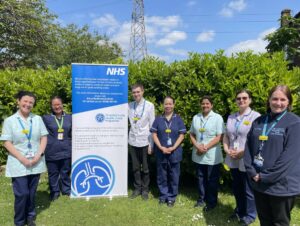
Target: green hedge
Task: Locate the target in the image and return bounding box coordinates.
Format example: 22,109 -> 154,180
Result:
1,51 -> 300,185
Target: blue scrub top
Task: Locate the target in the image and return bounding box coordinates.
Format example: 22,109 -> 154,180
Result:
42,113 -> 72,161
0,111 -> 48,177
150,113 -> 186,163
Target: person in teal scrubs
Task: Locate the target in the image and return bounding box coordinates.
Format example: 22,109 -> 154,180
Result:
190,95 -> 224,212
0,91 -> 48,226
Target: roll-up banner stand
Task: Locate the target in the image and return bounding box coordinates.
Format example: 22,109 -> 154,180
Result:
71,63 -> 128,198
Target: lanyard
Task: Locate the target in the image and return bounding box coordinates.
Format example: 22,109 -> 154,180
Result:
164,115 -> 173,136
234,111 -> 251,138
262,110 -> 287,137
17,117 -> 32,146
54,116 -> 64,130
199,116 -> 209,141
134,100 -> 145,118
258,110 -> 287,152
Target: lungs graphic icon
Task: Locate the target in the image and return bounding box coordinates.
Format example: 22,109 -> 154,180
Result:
71,155 -> 115,197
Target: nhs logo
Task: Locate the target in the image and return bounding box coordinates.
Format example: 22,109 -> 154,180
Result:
106,67 -> 126,76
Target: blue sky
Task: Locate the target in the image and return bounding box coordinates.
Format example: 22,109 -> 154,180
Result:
46,0 -> 299,62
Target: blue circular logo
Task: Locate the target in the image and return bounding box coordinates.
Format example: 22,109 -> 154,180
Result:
95,113 -> 105,122
71,155 -> 115,197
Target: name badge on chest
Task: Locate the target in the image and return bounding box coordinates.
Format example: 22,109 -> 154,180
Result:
58,133 -> 64,140
167,137 -> 172,146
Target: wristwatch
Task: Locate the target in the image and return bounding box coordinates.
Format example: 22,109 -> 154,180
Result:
40,152 -> 45,157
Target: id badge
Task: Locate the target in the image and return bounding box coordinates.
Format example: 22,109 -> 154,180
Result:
253,154 -> 264,169
167,137 -> 172,146
25,151 -> 34,159
233,141 -> 239,150
58,133 -> 64,140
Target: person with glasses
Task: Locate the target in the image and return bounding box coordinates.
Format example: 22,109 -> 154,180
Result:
128,84 -> 155,200
244,85 -> 300,226
0,91 -> 48,226
190,96 -> 224,212
42,96 -> 72,201
223,90 -> 260,226
150,96 -> 186,207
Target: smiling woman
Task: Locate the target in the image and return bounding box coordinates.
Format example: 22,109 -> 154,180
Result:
0,90 -> 48,226
244,85 -> 300,226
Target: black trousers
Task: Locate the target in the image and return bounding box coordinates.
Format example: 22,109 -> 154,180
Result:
46,158 -> 71,200
12,174 -> 40,226
254,190 -> 296,226
129,145 -> 150,193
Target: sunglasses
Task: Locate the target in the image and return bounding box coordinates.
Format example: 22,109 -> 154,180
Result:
236,97 -> 248,101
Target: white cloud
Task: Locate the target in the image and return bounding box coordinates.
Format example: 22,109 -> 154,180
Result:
156,31 -> 187,46
166,48 -> 188,57
146,15 -> 182,32
92,14 -> 119,33
111,22 -> 131,52
225,27 -> 277,55
187,1 -> 197,7
228,0 -> 247,12
219,0 -> 247,18
196,30 -> 215,42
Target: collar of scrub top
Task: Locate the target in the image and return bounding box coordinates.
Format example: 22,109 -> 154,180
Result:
200,109 -> 214,120
235,107 -> 252,120
17,111 -> 34,120
162,112 -> 177,121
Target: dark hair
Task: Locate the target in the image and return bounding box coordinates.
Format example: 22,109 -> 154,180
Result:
267,85 -> 292,111
51,96 -> 63,105
200,95 -> 213,105
15,91 -> 36,105
164,96 -> 175,104
236,89 -> 252,99
131,83 -> 144,91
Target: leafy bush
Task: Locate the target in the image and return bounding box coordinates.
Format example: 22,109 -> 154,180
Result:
1,51 -> 299,185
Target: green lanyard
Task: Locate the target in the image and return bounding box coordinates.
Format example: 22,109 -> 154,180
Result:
54,116 -> 64,132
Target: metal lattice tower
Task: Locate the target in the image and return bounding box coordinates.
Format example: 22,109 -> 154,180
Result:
130,0 -> 147,62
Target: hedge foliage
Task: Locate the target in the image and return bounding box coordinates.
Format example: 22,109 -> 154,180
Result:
1,51 -> 300,183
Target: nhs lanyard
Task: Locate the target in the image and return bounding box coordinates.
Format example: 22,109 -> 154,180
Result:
54,116 -> 64,132
258,110 -> 287,151
164,117 -> 173,136
17,117 -> 32,149
134,100 -> 145,118
234,113 -> 249,138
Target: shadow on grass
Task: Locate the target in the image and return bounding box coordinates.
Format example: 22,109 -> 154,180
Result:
36,191 -> 51,214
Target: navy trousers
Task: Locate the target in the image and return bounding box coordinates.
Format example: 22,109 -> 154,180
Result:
196,163 -> 220,208
12,174 -> 40,226
129,145 -> 150,193
157,161 -> 180,202
231,168 -> 256,222
46,158 -> 71,200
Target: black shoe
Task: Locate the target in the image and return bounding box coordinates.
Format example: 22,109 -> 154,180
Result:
159,199 -> 166,205
227,213 -> 240,223
203,205 -> 216,212
130,190 -> 141,199
194,200 -> 205,208
167,200 -> 175,207
141,192 -> 149,200
27,218 -> 36,226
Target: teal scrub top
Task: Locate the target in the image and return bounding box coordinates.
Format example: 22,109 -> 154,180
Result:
0,111 -> 48,177
190,110 -> 224,165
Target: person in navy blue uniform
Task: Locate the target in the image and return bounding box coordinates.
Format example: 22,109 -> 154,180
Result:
42,96 -> 72,201
244,85 -> 300,226
150,96 -> 186,207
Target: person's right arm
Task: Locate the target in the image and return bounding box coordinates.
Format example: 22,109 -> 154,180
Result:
4,141 -> 31,167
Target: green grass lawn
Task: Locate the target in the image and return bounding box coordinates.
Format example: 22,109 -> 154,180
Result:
0,171 -> 299,226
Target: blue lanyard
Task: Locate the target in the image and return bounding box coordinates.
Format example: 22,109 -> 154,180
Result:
200,116 -> 209,141
258,110 -> 287,153
134,100 -> 145,118
17,117 -> 33,144
234,112 -> 250,137
262,110 -> 287,136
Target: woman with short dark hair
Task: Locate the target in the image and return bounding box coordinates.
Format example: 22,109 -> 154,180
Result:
0,91 -> 48,226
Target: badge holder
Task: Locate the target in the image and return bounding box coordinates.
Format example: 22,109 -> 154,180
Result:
58,133 -> 64,140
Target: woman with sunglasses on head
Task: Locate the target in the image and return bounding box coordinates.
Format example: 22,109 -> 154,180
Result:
42,96 -> 72,201
244,85 -> 300,226
223,90 -> 260,226
150,96 -> 186,207
190,95 -> 224,212
0,91 -> 48,226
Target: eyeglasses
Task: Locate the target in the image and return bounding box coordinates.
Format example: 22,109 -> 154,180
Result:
236,97 -> 248,101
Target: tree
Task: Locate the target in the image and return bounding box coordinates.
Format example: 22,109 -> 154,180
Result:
0,0 -> 123,69
265,15 -> 300,66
